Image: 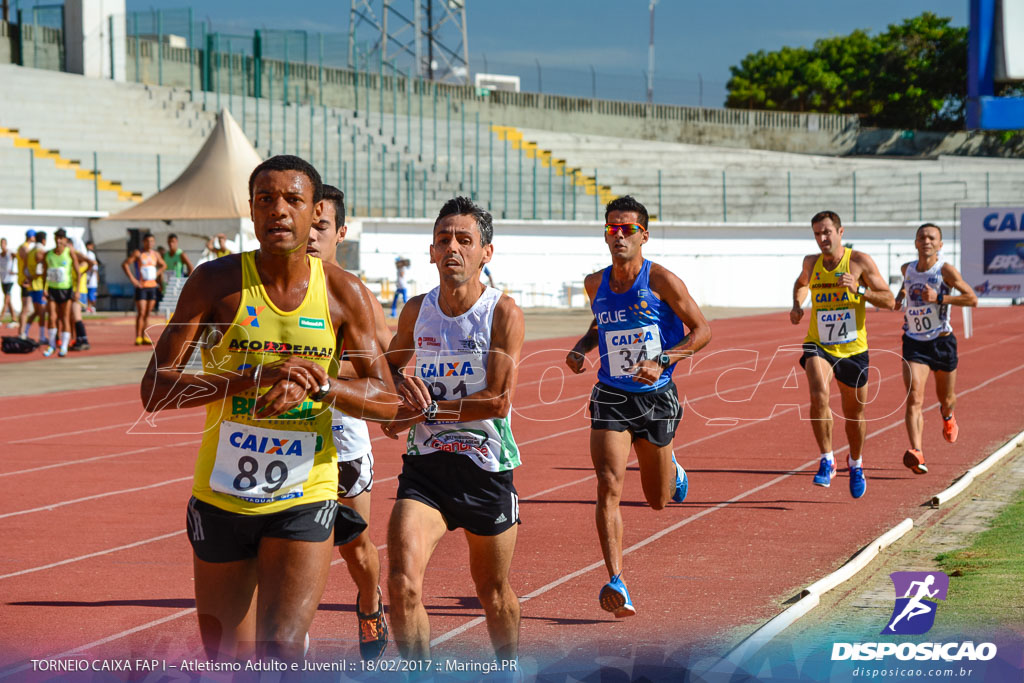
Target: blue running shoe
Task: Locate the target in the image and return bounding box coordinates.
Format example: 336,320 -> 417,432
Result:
849,466 -> 867,499
812,458 -> 836,487
671,457 -> 688,503
599,574 -> 636,618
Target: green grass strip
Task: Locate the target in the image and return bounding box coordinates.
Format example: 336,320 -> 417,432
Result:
934,487 -> 1024,631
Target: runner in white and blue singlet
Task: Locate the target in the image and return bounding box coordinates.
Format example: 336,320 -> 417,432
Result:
893,223 -> 977,475
566,195 -> 712,619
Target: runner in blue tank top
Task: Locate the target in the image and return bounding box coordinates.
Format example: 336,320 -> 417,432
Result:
565,195 -> 712,618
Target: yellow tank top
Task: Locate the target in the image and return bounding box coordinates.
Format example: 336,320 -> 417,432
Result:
28,248 -> 45,291
804,248 -> 868,358
192,251 -> 339,515
16,242 -> 31,283
78,261 -> 89,294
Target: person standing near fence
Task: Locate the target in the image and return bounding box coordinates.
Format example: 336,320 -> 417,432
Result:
0,238 -> 17,326
165,233 -> 194,280
122,234 -> 166,345
390,256 -> 410,317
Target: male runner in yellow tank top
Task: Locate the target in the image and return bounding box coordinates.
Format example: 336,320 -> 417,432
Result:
140,155 -> 399,662
790,211 -> 894,499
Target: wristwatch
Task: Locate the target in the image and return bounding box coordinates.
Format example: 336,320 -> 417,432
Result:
423,400 -> 439,420
856,285 -> 867,296
936,292 -> 945,305
310,379 -> 332,402
658,353 -> 672,369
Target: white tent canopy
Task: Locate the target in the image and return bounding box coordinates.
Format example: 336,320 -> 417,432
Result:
89,108 -> 261,249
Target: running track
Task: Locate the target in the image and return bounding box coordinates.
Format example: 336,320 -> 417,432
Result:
1,308 -> 1023,677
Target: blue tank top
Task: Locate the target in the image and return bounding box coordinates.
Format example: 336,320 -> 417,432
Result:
592,259 -> 687,393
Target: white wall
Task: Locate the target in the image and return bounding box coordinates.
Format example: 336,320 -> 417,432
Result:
64,0 -> 126,81
354,218 -> 958,308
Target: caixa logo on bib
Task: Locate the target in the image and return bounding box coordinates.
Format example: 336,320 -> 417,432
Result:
831,571 -> 998,662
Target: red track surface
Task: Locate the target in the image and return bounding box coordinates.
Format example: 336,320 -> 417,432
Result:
1,308 -> 1023,678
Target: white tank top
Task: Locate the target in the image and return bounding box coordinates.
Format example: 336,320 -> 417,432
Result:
902,258 -> 952,341
407,286 -> 521,472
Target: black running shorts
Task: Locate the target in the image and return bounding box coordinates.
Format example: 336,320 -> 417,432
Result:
47,287 -> 75,304
135,286 -> 160,301
799,343 -> 870,388
588,381 -> 683,447
902,333 -> 958,373
396,452 -> 520,536
186,496 -> 365,563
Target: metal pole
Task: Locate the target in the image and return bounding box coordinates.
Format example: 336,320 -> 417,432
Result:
228,42 -> 233,112
658,169 -> 662,219
419,77 -> 424,157
787,171 -> 792,221
852,171 -> 857,221
918,171 -> 923,221
378,50 -> 384,133
283,90 -> 287,153
503,132 -> 508,218
216,34 -> 221,112
722,170 -> 727,221
561,162 -> 566,220
295,88 -> 300,155
157,153 -> 161,191
318,33 -> 323,106
986,171 -> 990,205
29,149 -> 35,210
93,152 -> 99,211
532,155 -> 537,219
489,119 -> 493,210
460,104 -> 465,190
406,70 -> 411,147
573,169 -> 577,219
422,169 -> 427,218
518,141 -> 523,218
594,168 -> 599,220
647,0 -> 656,104
432,85 -> 437,169
410,160 -> 415,217
381,145 -> 387,217
284,33 -> 289,106
547,158 -> 553,219
157,10 -> 163,85
108,15 -> 114,79
446,93 -> 451,182
337,120 -> 342,188
352,133 -> 357,214
367,137 -> 372,217
396,150 -> 401,216
475,112 -> 480,201
269,75 -> 274,155
309,99 -> 315,166
393,68 -> 398,141
323,105 -> 328,179
134,12 -> 139,82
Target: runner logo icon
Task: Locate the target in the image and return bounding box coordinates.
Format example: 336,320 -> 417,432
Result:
882,571 -> 949,635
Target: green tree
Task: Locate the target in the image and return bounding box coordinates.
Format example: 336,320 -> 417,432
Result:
726,13 -> 967,131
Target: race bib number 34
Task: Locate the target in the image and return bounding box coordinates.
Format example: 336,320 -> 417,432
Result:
605,325 -> 662,377
211,421 -> 316,503
816,308 -> 856,345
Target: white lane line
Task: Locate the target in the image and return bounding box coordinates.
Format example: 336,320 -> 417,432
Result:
0,476 -> 193,520
9,410 -> 202,444
0,439 -> 202,478
0,398 -> 142,423
0,531 -> 184,581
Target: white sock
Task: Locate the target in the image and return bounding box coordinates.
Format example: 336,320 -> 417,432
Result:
849,457 -> 862,470
47,328 -> 57,347
59,331 -> 71,351
821,451 -> 834,464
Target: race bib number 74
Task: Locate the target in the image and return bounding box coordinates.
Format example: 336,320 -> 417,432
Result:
211,421 -> 316,503
816,308 -> 857,346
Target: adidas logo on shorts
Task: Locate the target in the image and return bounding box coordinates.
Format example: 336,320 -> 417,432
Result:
494,513 -> 508,524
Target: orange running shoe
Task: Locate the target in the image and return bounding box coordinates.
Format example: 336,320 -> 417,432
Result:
943,414 -> 958,443
903,449 -> 928,475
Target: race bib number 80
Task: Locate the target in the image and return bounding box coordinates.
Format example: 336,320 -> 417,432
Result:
816,308 -> 857,346
605,324 -> 662,377
211,421 -> 316,503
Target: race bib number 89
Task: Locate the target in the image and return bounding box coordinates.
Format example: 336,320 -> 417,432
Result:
605,324 -> 662,377
211,421 -> 316,503
816,308 -> 856,346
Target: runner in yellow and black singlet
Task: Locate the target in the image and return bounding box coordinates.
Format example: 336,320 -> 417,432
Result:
140,155 -> 398,663
791,211 -> 893,499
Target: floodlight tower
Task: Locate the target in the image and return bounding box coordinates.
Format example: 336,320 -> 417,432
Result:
347,0 -> 470,83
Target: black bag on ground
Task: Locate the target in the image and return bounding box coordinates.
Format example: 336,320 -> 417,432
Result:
1,336 -> 39,354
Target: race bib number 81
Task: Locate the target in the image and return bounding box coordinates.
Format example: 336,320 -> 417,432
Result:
816,308 -> 856,345
605,324 -> 662,377
211,421 -> 316,503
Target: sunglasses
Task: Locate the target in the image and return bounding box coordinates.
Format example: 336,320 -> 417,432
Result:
604,223 -> 646,237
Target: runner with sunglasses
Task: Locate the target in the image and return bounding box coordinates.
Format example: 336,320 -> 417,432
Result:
565,195 -> 711,618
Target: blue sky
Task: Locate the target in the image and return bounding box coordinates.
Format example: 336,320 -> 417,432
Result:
123,0 -> 968,107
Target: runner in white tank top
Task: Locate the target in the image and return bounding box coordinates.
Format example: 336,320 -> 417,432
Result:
382,197 -> 525,662
893,223 -> 978,475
